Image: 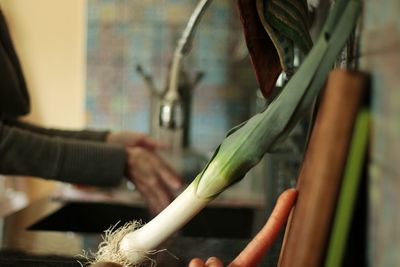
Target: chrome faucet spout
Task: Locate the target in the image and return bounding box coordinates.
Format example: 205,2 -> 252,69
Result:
160,0 -> 212,130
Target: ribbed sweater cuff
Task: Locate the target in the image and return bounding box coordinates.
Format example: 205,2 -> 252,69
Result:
56,138 -> 126,186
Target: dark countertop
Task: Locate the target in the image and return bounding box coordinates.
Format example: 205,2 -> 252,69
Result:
0,195 -> 280,266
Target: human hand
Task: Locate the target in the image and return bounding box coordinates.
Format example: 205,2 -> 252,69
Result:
189,257 -> 224,267
106,131 -> 166,150
88,262 -> 122,267
188,189 -> 298,267
107,131 -> 183,214
125,146 -> 183,215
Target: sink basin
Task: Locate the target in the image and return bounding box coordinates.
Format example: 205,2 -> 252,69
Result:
27,201 -> 149,234
27,201 -> 255,239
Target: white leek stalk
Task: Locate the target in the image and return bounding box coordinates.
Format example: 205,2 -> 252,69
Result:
93,0 -> 361,266
119,184 -> 207,264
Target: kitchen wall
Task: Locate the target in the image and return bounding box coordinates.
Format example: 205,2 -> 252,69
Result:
0,0 -> 87,202
360,0 -> 400,266
0,0 -> 86,128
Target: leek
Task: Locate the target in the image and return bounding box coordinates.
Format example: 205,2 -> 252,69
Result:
93,0 -> 361,265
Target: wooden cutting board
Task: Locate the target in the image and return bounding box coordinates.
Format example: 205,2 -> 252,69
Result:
278,69 -> 369,267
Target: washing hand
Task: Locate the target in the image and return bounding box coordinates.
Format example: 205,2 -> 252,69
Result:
106,131 -> 166,149
107,131 -> 183,215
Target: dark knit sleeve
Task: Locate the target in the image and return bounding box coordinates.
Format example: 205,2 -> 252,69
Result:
0,121 -> 126,186
4,119 -> 109,142
0,9 -> 30,117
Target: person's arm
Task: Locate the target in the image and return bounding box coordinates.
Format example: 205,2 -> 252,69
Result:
3,118 -> 109,142
0,120 -> 125,186
0,120 -> 183,213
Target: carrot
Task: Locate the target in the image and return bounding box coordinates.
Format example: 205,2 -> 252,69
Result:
228,188 -> 298,267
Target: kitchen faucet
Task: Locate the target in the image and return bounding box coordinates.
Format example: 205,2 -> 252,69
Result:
159,0 -> 212,134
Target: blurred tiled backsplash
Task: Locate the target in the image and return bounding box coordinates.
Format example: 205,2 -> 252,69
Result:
85,0 -> 258,154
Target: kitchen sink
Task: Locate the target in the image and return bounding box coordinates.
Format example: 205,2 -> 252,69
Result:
27,201 -> 255,239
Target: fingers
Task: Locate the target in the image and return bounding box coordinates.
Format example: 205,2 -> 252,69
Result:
189,258 -> 205,267
135,172 -> 174,215
139,136 -> 170,150
141,148 -> 182,189
89,262 -> 122,267
108,131 -> 181,187
189,257 -> 224,267
205,257 -> 224,267
130,136 -> 181,188
125,147 -> 182,214
156,158 -> 183,189
107,131 -> 170,150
